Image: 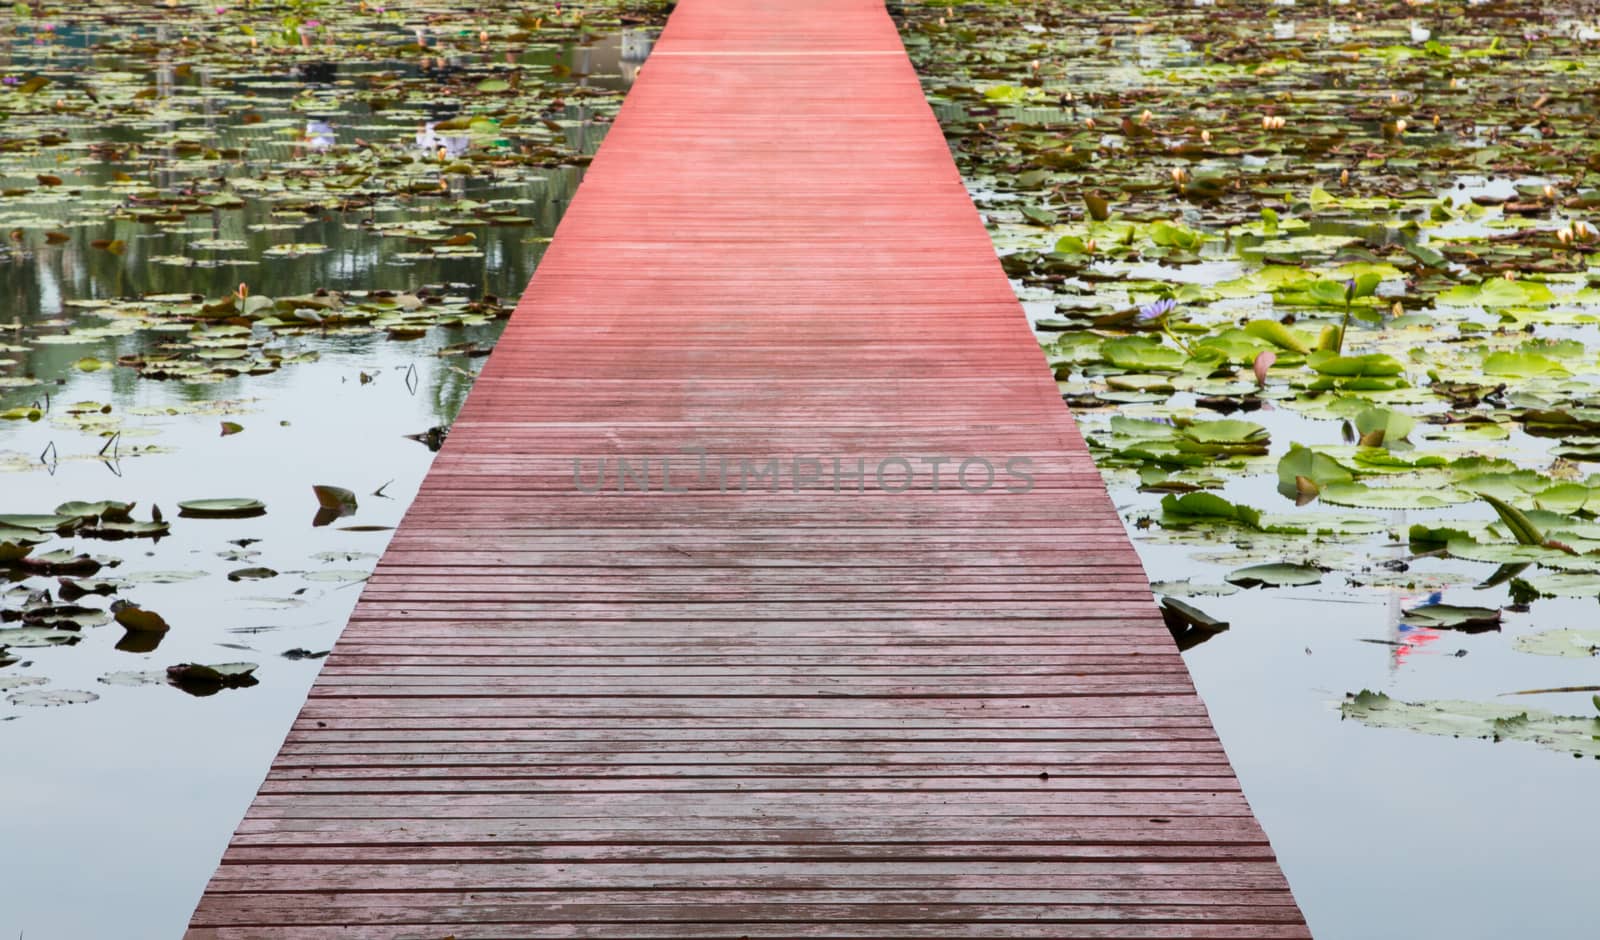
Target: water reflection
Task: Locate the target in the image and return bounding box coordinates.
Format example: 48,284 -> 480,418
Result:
416,122 -> 471,159
301,119 -> 337,153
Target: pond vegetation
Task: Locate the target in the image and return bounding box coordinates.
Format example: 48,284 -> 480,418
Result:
898,0 -> 1600,753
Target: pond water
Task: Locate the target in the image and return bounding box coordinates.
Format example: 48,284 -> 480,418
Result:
0,15 -> 651,939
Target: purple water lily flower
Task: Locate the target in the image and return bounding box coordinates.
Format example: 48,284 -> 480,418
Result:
1137,298 -> 1177,321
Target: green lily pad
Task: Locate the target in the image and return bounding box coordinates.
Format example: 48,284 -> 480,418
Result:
1102,336 -> 1187,371
1319,483 -> 1472,509
1306,351 -> 1406,378
1160,492 -> 1262,529
54,501 -> 135,520
1277,444 -> 1354,491
1435,278 -> 1556,308
0,514 -> 82,533
1400,604 -> 1502,632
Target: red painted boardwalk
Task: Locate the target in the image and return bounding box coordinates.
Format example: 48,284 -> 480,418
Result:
186,0 -> 1308,936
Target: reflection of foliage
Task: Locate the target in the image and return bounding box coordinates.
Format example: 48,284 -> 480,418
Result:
427,354 -> 482,426
0,0 -> 623,411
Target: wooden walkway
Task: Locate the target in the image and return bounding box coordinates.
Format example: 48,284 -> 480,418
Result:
186,0 -> 1309,936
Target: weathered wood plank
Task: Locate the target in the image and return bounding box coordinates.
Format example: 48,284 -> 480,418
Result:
183,0 -> 1306,935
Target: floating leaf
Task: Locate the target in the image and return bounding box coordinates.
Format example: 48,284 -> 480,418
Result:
0,514 -> 82,533
312,485 -> 358,513
178,498 -> 266,518
7,689 -> 99,707
1276,445 -> 1353,493
1159,492 -> 1262,529
114,605 -> 170,634
166,662 -> 259,693
1512,630 -> 1600,659
1243,320 -> 1310,354
1306,351 -> 1405,378
1159,597 -> 1229,632
97,670 -> 167,688
1435,278 -> 1556,308
1319,483 -> 1471,509
1479,493 -> 1545,546
54,501 -> 133,521
1225,563 -> 1325,589
1102,336 -> 1186,371
0,628 -> 82,648
1342,690 -> 1600,759
1353,407 -> 1414,446
1400,604 -> 1502,633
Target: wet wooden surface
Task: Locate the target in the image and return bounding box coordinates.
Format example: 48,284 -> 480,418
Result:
186,0 -> 1309,935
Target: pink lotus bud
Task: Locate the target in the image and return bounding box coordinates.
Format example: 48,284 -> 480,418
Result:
1253,350 -> 1276,387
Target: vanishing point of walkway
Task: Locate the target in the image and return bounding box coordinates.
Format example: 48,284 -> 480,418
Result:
187,0 -> 1309,936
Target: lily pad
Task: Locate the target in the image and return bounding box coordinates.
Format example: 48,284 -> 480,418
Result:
1512,630 -> 1600,659
0,676 -> 48,692
97,670 -> 168,688
178,498 -> 266,519
1342,690 -> 1600,759
0,628 -> 82,648
7,689 -> 99,707
1400,604 -> 1502,633
166,662 -> 259,694
1319,483 -> 1471,509
113,605 -> 170,634
1225,563 -> 1325,589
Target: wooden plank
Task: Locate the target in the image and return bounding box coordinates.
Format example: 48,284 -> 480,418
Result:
183,0 -> 1307,935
